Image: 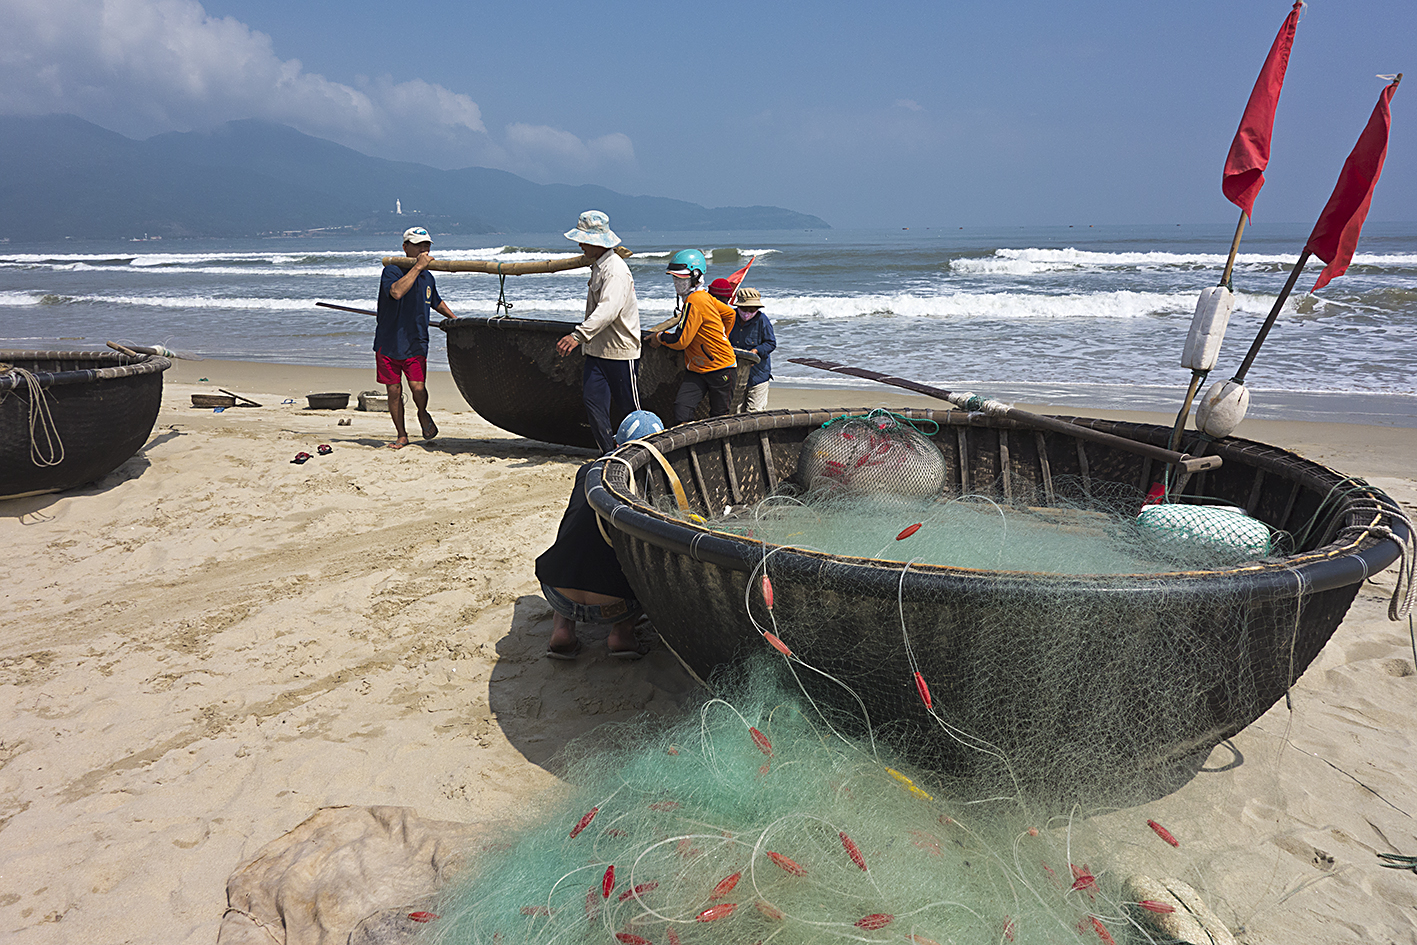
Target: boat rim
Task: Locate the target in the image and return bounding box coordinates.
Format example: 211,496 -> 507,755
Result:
0,350 -> 174,391
587,407 -> 1407,599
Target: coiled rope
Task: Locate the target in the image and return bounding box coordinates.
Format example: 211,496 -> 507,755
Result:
1334,500 -> 1417,620
0,367 -> 65,468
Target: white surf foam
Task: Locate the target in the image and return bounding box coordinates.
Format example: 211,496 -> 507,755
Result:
949,247 -> 1417,276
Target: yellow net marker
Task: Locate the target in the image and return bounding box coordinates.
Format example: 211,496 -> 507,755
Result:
885,767 -> 933,801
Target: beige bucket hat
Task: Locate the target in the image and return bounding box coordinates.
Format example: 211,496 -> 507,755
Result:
735,287 -> 764,309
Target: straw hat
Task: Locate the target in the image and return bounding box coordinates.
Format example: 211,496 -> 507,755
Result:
563,210 -> 621,248
735,287 -> 764,309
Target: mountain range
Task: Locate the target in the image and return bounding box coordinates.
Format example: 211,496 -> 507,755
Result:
0,115 -> 829,240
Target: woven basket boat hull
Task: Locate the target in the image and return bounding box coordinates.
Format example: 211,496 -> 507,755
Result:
440,316 -> 754,449
587,408 -> 1407,792
1,351 -> 172,499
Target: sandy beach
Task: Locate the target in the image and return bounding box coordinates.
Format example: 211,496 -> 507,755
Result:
3,359 -> 1417,944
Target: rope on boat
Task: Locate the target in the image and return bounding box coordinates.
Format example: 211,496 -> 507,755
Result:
494,270 -> 513,316
1335,506 -> 1417,620
0,367 -> 65,468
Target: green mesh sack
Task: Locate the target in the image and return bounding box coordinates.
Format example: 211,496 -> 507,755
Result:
1135,503 -> 1271,557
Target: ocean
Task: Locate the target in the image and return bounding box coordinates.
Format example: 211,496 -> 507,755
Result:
3,222 -> 1416,425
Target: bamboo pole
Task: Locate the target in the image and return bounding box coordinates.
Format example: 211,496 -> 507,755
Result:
381,245 -> 633,274
1232,250 -> 1310,385
788,357 -> 1222,474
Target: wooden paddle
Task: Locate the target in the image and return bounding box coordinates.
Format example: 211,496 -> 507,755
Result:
219,388 -> 262,407
788,357 -> 1221,474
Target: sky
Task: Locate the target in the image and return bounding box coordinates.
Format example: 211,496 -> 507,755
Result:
2,0 -> 1413,228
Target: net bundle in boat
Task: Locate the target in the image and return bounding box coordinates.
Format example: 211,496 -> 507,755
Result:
432,664 -> 1205,945
795,411 -> 947,498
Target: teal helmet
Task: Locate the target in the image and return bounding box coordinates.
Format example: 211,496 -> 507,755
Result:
666,249 -> 707,281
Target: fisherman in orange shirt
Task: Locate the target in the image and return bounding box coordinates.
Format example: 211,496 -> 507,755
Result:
650,249 -> 738,423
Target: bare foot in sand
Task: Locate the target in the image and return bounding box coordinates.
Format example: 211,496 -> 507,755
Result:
388,436 -> 410,449
419,413 -> 438,440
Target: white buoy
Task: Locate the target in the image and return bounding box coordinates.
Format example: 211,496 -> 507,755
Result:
1195,379 -> 1250,439
1181,286 -> 1234,372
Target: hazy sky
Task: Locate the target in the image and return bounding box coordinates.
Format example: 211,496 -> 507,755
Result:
4,0 -> 1412,227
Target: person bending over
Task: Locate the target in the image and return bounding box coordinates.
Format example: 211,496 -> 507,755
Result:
376,227 -> 455,449
650,249 -> 738,423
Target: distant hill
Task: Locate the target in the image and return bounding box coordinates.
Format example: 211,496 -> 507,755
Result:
0,115 -> 830,240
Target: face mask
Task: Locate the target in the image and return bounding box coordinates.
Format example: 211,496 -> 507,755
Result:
673,276 -> 693,299
738,308 -> 758,320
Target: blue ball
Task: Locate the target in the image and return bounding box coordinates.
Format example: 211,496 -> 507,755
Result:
615,410 -> 665,445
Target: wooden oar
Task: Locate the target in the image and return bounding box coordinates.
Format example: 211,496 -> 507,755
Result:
316,301 -> 440,326
788,357 -> 1221,474
219,388 -> 262,407
381,245 -> 634,274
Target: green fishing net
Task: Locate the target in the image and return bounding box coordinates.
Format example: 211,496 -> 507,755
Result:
433,663 -> 1194,945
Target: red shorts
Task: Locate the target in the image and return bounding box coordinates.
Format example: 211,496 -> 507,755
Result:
376,352 -> 427,385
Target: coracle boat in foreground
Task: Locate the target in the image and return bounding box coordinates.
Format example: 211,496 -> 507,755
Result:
586,407 -> 1408,795
1,350 -> 172,500
439,315 -> 756,450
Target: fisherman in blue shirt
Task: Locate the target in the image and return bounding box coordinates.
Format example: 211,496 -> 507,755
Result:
376,227 -> 455,448
726,287 -> 776,410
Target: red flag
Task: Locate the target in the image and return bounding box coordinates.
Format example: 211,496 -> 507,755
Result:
1222,1 -> 1303,218
1305,78 -> 1400,292
724,256 -> 756,302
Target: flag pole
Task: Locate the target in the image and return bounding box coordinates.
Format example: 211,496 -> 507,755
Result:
1219,209 -> 1248,289
1169,1 -> 1303,458
1231,249 -> 1310,385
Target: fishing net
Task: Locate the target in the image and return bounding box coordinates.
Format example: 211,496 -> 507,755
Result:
432,662 -> 1210,945
795,411 -> 948,499
428,411 -> 1412,945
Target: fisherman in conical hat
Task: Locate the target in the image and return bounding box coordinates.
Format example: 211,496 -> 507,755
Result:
556,210 -> 642,454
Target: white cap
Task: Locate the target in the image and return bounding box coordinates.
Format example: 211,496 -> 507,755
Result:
402,227 -> 432,245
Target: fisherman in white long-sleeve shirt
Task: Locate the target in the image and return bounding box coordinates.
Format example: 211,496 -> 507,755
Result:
556,210 -> 642,454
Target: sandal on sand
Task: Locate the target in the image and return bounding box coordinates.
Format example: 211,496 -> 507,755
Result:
291,451 -> 312,464
546,640 -> 583,661
317,444 -> 333,455
608,644 -> 650,661
420,417 -> 439,440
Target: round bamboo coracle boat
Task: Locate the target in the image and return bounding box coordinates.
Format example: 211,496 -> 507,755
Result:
439,316 -> 757,449
586,407 -> 1409,795
1,351 -> 172,499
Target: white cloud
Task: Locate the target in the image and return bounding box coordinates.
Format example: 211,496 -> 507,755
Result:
893,99 -> 925,112
505,124 -> 638,178
0,0 -> 632,176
